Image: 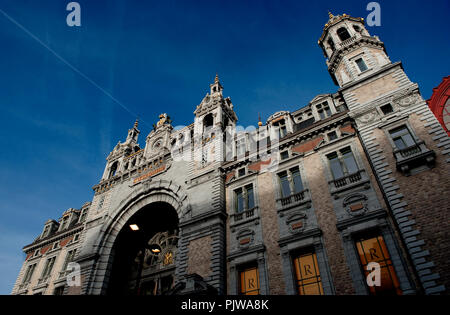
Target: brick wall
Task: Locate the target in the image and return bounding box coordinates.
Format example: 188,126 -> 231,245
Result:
186,236 -> 212,279
373,113 -> 450,292
303,151 -> 355,294
257,172 -> 286,294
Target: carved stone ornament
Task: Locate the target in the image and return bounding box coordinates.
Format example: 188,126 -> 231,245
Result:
393,92 -> 420,108
358,110 -> 377,124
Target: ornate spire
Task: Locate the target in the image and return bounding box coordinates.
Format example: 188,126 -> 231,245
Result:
215,73 -> 219,84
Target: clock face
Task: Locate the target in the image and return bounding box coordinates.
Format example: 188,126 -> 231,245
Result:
152,139 -> 162,150
444,98 -> 450,132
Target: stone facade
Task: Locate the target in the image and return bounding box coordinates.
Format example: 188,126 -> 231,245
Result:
12,12 -> 450,295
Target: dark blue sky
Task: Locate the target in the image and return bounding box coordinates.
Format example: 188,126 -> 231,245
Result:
0,0 -> 448,294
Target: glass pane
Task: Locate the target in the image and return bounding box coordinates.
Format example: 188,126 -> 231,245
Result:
355,235 -> 402,295
246,185 -> 255,209
325,107 -> 332,117
235,189 -> 244,213
390,127 -> 407,139
293,252 -> 323,295
319,110 -> 326,120
291,169 -> 304,193
394,138 -> 406,150
279,173 -> 291,197
402,134 -> 415,147
342,149 -> 358,174
240,267 -> 260,295
329,156 -> 344,179
356,58 -> 368,72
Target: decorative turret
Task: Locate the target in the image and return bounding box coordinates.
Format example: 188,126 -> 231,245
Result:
143,113 -> 173,160
318,12 -> 391,87
100,120 -> 142,181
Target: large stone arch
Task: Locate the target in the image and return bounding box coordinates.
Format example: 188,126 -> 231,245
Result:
87,179 -> 191,295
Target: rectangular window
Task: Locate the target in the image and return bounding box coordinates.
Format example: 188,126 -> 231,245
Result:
238,168 -> 246,177
293,251 -> 324,295
42,257 -> 56,278
54,286 -> 65,295
239,265 -> 260,295
328,152 -> 345,179
246,185 -> 255,210
62,249 -> 77,273
327,147 -> 359,179
355,58 -> 368,72
235,188 -> 244,213
291,168 -> 304,194
318,110 -> 326,120
280,151 -> 289,160
23,264 -> 36,284
341,148 -> 359,174
355,234 -> 402,295
234,185 -> 255,213
381,104 -> 394,115
328,131 -> 338,141
278,171 -> 291,198
389,126 -> 415,150
236,137 -> 246,156
278,167 -> 304,197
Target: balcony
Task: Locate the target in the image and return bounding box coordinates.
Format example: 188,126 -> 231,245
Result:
230,207 -> 258,227
328,170 -> 370,196
277,190 -> 307,207
331,171 -> 362,189
394,141 -> 436,176
37,275 -> 50,285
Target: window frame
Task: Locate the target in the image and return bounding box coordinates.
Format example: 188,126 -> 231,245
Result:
291,249 -> 325,295
326,146 -> 360,180
233,184 -> 256,213
238,263 -> 261,295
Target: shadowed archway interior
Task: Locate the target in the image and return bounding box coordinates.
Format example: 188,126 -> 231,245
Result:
107,202 -> 179,295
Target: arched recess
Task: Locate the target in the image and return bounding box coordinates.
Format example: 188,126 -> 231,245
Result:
86,180 -> 191,295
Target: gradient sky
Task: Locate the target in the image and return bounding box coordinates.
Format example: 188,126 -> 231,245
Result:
0,0 -> 448,294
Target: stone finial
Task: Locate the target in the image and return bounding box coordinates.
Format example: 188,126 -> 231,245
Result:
214,73 -> 219,84
328,11 -> 334,19
134,118 -> 139,128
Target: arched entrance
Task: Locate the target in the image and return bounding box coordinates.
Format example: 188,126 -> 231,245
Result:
107,202 -> 179,295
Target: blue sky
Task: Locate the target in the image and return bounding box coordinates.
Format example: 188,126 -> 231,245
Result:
0,0 -> 448,294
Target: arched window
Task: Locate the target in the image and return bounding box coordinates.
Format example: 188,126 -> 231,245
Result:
337,27 -> 351,41
109,161 -> 118,178
203,113 -> 214,133
327,37 -> 335,52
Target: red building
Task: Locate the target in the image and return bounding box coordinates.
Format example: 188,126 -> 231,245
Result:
428,76 -> 450,136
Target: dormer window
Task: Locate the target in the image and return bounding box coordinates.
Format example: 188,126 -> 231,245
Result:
337,27 -> 351,41
353,25 -> 361,33
273,119 -> 287,139
60,217 -> 69,231
317,102 -> 332,120
236,137 -> 246,157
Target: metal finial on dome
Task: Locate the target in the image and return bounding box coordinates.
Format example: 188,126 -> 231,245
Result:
258,113 -> 263,127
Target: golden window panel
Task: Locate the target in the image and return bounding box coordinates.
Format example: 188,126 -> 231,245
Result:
355,234 -> 402,295
239,266 -> 260,295
293,252 -> 324,295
